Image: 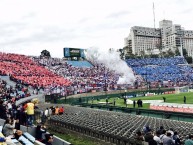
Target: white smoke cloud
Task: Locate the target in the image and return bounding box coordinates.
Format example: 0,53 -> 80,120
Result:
85,47 -> 135,85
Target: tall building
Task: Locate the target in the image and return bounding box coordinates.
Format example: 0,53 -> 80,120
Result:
124,20 -> 193,56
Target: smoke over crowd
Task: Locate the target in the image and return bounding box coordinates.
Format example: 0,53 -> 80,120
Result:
86,47 -> 135,85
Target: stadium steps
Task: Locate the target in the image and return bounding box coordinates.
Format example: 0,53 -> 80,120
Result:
0,75 -> 16,87
0,75 -> 34,94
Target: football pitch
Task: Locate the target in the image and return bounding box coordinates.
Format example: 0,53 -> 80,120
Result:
89,92 -> 193,109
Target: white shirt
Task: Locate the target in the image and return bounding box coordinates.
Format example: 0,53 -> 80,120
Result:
153,135 -> 162,145
45,110 -> 48,117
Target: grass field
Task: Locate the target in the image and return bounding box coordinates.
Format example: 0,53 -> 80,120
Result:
88,92 -> 193,109
49,131 -> 102,145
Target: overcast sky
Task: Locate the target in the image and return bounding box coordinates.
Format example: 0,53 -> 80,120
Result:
0,0 -> 193,58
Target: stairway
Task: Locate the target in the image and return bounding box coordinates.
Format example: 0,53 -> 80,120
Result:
0,75 -> 33,94
0,75 -> 16,87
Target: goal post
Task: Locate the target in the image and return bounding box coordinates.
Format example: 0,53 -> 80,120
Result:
175,86 -> 189,94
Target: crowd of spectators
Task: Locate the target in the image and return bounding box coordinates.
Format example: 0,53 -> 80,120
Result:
2,52 -> 193,97
33,56 -> 122,95
0,52 -> 71,92
135,125 -> 193,145
0,78 -> 54,145
126,57 -> 193,88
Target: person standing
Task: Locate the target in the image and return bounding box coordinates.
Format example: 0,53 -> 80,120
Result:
163,97 -> 166,102
59,106 -> 64,115
113,99 -> 116,106
133,100 -> 136,108
25,101 -> 34,126
55,106 -> 59,115
106,98 -> 108,105
0,100 -> 7,119
184,96 -> 186,104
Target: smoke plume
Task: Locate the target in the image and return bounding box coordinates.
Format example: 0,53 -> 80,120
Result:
86,47 -> 135,85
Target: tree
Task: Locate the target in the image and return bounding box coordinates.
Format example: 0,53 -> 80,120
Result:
40,50 -> 51,58
175,48 -> 181,56
167,49 -> 175,57
183,48 -> 188,57
185,56 -> 192,64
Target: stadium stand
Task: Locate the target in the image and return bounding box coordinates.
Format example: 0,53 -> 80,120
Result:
0,53 -> 71,92
0,77 -> 72,145
33,57 -> 120,95
126,57 -> 193,88
3,51 -> 193,144
37,104 -> 193,144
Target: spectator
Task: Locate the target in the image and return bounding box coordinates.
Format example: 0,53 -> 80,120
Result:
134,130 -> 144,145
148,134 -> 157,145
0,100 -> 6,120
160,130 -> 167,143
153,130 -> 162,145
35,124 -> 47,142
185,134 -> 193,145
144,129 -> 154,142
14,119 -> 20,130
173,131 -> 181,145
43,134 -> 54,145
162,132 -> 175,145
59,106 -> 64,115
2,118 -> 16,137
55,106 -> 59,115
44,108 -> 49,118
24,101 -> 34,126
159,126 -> 164,134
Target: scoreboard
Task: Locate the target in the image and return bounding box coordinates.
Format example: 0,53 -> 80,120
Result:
64,48 -> 85,58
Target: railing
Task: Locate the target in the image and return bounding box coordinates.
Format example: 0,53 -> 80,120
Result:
16,94 -> 45,106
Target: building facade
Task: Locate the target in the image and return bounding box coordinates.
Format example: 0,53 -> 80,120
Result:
124,20 -> 193,56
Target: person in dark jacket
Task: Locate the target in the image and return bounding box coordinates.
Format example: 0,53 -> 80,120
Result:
14,119 -> 20,130
0,100 -> 7,119
35,124 -> 47,141
42,134 -> 54,145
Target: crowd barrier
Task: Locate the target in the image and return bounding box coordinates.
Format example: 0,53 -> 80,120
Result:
16,94 -> 45,106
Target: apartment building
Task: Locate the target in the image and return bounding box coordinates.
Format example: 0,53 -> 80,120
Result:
124,20 -> 193,56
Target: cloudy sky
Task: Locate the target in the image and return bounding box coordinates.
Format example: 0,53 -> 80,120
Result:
0,0 -> 193,58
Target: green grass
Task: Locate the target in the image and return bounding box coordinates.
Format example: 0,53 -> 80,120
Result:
49,131 -> 102,145
88,92 -> 193,109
